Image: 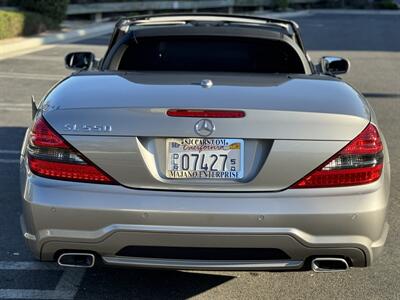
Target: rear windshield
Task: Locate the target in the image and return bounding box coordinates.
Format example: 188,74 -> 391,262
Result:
118,36 -> 305,74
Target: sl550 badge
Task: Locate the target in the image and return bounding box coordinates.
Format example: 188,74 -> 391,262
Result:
64,123 -> 112,132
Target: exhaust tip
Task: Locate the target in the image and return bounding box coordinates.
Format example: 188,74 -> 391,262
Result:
57,253 -> 95,268
311,257 -> 349,273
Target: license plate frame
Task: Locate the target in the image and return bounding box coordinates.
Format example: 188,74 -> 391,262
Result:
166,138 -> 244,179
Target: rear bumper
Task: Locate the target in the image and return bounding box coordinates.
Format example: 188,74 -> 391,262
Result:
20,167 -> 390,270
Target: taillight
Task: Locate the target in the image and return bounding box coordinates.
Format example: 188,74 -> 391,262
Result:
27,117 -> 115,184
291,123 -> 384,188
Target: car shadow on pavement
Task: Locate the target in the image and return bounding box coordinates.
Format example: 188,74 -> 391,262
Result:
0,127 -> 26,151
0,127 -> 31,260
76,267 -> 234,299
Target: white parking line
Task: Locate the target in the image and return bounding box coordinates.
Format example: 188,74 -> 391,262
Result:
0,261 -> 85,300
0,159 -> 20,164
0,150 -> 20,154
0,45 -> 55,62
0,107 -> 30,111
0,103 -> 31,111
0,261 -> 58,270
0,72 -> 63,81
11,55 -> 63,62
0,289 -> 62,299
0,150 -> 21,163
0,103 -> 31,107
54,269 -> 86,299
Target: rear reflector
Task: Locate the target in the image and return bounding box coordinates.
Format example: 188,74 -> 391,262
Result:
291,123 -> 384,188
27,117 -> 115,184
167,109 -> 245,118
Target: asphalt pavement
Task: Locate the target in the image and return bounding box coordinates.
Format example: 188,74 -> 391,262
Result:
0,12 -> 399,299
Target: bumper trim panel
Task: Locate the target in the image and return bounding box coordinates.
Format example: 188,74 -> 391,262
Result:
102,256 -> 304,271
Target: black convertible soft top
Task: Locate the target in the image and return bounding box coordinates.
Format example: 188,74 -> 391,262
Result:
101,13 -> 312,72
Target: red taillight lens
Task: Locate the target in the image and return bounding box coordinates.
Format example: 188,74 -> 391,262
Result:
28,117 -> 115,184
30,117 -> 69,149
167,109 -> 245,118
291,123 -> 384,188
339,124 -> 383,155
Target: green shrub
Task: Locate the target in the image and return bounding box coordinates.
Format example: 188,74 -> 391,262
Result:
344,0 -> 364,8
19,0 -> 69,28
0,10 -> 24,40
0,10 -> 50,40
272,0 -> 289,11
374,1 -> 399,9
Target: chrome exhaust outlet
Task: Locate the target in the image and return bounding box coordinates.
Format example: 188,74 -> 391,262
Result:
57,253 -> 95,268
311,258 -> 349,273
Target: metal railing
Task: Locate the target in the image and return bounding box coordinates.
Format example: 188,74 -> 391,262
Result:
0,0 -> 322,22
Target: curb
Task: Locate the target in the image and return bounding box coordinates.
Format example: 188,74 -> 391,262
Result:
0,22 -> 114,60
310,9 -> 400,15
258,10 -> 312,18
259,9 -> 400,19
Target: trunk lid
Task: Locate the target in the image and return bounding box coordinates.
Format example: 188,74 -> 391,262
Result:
42,72 -> 370,191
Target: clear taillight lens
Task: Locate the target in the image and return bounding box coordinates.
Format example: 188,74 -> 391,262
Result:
27,117 -> 115,184
291,123 -> 384,188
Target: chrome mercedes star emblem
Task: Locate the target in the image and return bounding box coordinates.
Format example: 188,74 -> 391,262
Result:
200,79 -> 213,88
194,119 -> 215,137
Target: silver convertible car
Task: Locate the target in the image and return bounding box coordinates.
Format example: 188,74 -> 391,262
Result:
20,14 -> 390,272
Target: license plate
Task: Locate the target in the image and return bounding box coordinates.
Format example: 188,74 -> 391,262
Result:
166,138 -> 244,179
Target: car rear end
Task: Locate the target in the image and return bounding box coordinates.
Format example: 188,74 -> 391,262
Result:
20,15 -> 390,271
19,71 -> 390,271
